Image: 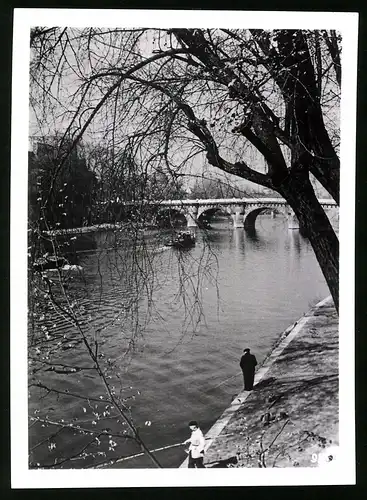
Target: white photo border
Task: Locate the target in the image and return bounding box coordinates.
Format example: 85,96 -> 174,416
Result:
11,8 -> 358,488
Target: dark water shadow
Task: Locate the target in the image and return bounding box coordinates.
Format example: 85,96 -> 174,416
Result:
244,226 -> 258,240
244,227 -> 268,251
201,230 -> 224,244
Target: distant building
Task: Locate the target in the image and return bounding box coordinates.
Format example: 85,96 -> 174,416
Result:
28,135 -> 95,228
29,134 -> 80,161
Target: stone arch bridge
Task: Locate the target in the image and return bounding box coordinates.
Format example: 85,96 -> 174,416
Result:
141,197 -> 337,230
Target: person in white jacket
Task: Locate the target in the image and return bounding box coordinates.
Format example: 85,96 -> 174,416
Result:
183,420 -> 206,468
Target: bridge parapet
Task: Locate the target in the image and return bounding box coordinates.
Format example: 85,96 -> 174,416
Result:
122,197 -> 336,207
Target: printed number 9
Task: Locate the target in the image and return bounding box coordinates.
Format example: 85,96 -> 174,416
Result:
311,453 -> 318,463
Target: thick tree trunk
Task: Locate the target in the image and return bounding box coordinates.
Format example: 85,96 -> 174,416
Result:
280,173 -> 339,312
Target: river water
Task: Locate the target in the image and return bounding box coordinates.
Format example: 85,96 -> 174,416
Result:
28,215 -> 330,469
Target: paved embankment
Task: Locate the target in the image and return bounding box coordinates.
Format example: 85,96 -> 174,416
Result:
180,296 -> 338,468
43,222 -> 158,237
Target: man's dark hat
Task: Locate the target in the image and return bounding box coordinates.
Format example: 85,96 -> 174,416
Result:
243,348 -> 250,352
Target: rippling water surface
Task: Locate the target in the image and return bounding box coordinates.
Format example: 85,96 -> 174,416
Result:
29,215 -> 329,468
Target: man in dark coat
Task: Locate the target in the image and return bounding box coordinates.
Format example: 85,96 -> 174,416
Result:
240,348 -> 257,390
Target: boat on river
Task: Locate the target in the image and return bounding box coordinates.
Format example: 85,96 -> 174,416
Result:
165,231 -> 196,249
33,253 -> 68,272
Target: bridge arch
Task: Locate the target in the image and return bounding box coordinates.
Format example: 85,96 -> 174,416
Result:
197,205 -> 232,225
155,206 -> 187,227
244,206 -> 288,230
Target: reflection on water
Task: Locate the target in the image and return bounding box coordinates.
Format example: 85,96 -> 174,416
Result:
244,227 -> 267,251
29,215 -> 329,469
231,228 -> 246,254
244,226 -> 258,241
289,229 -> 301,254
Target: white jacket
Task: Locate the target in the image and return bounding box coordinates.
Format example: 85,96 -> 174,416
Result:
188,428 -> 205,458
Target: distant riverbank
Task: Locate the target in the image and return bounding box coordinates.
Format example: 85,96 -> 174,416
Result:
42,221 -> 159,236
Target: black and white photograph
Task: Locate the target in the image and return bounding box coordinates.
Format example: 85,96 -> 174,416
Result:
11,9 -> 357,487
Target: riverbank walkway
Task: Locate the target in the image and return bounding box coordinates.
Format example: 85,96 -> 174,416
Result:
180,296 -> 338,468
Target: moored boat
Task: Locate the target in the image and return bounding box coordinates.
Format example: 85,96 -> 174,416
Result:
165,231 -> 196,248
33,253 -> 68,272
